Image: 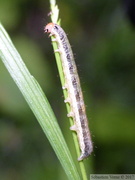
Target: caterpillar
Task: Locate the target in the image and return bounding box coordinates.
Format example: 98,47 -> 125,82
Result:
44,23 -> 93,161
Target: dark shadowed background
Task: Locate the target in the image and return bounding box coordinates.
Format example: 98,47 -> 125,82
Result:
0,0 -> 135,179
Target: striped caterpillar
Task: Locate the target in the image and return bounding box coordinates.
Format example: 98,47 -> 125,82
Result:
44,23 -> 93,161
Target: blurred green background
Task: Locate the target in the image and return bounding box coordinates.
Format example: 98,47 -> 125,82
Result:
0,0 -> 135,179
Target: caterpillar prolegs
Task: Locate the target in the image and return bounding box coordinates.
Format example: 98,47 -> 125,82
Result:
44,23 -> 93,161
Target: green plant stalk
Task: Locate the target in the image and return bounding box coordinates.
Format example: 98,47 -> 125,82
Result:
0,23 -> 81,180
49,1 -> 88,179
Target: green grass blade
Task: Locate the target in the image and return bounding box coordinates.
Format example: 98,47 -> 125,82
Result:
48,0 -> 89,179
0,23 -> 81,180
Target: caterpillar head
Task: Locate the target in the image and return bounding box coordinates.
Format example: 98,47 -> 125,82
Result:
44,23 -> 55,34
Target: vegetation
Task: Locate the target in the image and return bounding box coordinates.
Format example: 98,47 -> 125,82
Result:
0,0 -> 135,179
